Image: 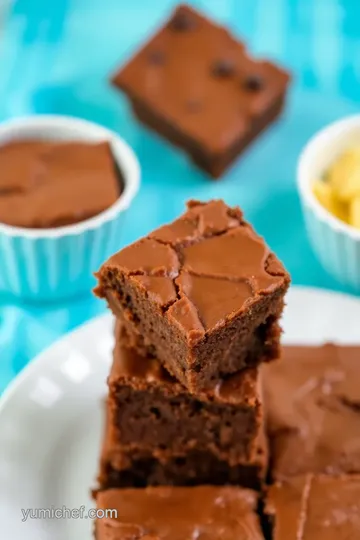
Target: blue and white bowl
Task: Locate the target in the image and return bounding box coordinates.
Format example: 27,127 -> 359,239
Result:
297,115 -> 360,292
0,115 -> 140,301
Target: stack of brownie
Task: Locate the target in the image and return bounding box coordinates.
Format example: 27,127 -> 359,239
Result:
93,201 -> 360,539
94,199 -> 290,493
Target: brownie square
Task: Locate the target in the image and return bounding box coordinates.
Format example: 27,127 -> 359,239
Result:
98,336 -> 268,491
95,485 -> 265,540
0,141 -> 121,228
112,4 -> 290,178
263,344 -> 360,480
265,474 -> 360,539
96,200 -> 290,392
107,321 -> 263,463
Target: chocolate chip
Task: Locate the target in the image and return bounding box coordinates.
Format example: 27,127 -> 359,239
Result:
244,74 -> 264,91
186,99 -> 202,113
170,10 -> 196,31
148,50 -> 165,65
211,59 -> 235,78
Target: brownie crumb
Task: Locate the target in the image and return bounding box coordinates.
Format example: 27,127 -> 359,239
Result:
244,74 -> 264,91
212,58 -> 235,78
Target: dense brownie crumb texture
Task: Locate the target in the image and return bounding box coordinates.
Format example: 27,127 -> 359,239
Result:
112,4 -> 290,177
99,416 -> 267,492
108,324 -> 263,461
0,140 -> 122,228
96,199 -> 290,391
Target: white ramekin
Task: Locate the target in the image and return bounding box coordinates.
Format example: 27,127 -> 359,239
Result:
297,115 -> 360,292
0,115 -> 140,301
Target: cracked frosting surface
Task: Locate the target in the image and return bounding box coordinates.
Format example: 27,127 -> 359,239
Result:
0,140 -> 121,228
263,344 -> 360,478
267,474 -> 360,540
103,200 -> 289,338
96,485 -> 263,540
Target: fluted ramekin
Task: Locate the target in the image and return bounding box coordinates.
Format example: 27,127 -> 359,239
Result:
0,115 -> 140,301
297,115 -> 360,292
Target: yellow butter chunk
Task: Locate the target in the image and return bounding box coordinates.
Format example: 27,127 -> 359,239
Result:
313,179 -> 348,222
349,196 -> 360,229
328,150 -> 360,202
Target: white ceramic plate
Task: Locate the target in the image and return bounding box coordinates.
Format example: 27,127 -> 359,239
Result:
1,286 -> 360,540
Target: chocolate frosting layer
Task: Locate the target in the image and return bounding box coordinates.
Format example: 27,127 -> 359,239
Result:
267,474 -> 360,540
96,485 -> 264,540
111,239 -> 179,278
103,200 -> 289,340
0,140 -> 121,228
263,344 -> 360,478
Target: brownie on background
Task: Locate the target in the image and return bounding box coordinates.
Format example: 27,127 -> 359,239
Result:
95,199 -> 290,393
112,3 -> 290,178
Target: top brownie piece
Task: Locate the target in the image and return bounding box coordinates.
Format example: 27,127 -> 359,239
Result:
263,344 -> 360,480
266,474 -> 360,540
0,140 -> 121,228
112,4 -> 290,178
96,199 -> 290,392
95,486 -> 264,540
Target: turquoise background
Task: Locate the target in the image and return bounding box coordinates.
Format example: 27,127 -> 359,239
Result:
0,0 -> 360,392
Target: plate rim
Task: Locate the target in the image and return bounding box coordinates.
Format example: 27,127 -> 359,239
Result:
0,312 -> 113,410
